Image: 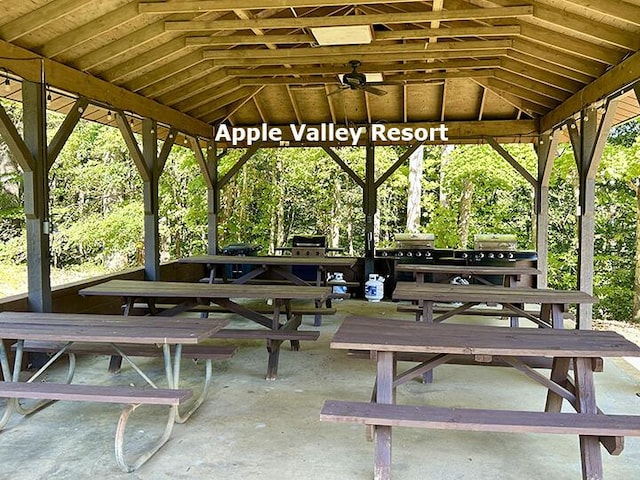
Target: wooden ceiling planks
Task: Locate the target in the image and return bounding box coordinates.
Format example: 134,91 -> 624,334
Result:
0,0 -> 638,145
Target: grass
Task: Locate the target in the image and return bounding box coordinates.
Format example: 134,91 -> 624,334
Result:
0,262 -> 107,298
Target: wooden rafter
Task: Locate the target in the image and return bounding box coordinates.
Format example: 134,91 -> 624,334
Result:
164,6 -> 534,31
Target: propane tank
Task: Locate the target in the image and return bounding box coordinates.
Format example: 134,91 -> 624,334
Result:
328,272 -> 348,301
364,274 -> 385,302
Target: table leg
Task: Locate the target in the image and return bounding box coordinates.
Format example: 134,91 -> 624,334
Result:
375,351 -> 395,480
545,357 -> 571,412
420,301 -> 434,383
574,356 -> 603,480
551,303 -> 564,329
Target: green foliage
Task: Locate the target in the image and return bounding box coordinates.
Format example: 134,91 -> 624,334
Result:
1,96 -> 640,322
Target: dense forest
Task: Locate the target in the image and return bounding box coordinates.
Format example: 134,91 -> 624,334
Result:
1,97 -> 639,322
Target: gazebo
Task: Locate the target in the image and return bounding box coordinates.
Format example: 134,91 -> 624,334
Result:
1,1 -> 640,331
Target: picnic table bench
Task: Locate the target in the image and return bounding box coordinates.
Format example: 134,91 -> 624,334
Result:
0,311 -> 229,472
321,315 -> 640,480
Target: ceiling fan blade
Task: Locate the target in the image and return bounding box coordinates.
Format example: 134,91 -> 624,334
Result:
362,85 -> 388,96
327,87 -> 346,96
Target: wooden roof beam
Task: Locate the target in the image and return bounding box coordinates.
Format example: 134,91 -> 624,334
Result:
0,0 -> 88,43
499,58 -> 582,93
541,49 -> 640,132
532,4 -> 639,51
187,86 -> 260,119
140,0 -> 422,14
185,25 -> 521,46
74,22 -> 169,72
125,53 -> 209,92
236,70 -> 494,86
511,39 -> 605,78
518,24 -> 624,66
154,68 -> 229,104
506,50 -> 595,85
208,120 -> 539,147
138,61 -> 221,98
473,79 -> 550,116
165,6 -> 534,31
225,59 -> 502,77
287,86 -> 303,125
563,0 -> 640,27
0,40 -> 212,138
40,2 -> 141,58
176,80 -> 243,113
208,49 -> 510,67
102,38 -> 192,83
492,70 -> 569,102
204,39 -> 513,60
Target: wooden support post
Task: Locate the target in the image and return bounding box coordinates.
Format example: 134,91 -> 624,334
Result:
0,90 -> 86,315
364,142 -> 376,277
208,142 -> 219,255
569,100 -> 619,329
116,113 -> 164,281
22,81 -> 51,313
534,132 -> 558,289
142,118 -> 160,281
191,138 -> 219,255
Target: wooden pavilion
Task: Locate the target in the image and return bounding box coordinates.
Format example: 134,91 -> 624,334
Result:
1,1 -> 640,329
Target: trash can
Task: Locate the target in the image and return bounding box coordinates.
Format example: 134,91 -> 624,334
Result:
220,243 -> 260,279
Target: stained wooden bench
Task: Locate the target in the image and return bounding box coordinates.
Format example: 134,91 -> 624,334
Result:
346,350 -> 604,372
321,399 -> 640,437
126,302 -> 336,318
15,340 -> 237,360
0,381 -> 191,472
397,304 -> 576,321
13,341 -> 237,423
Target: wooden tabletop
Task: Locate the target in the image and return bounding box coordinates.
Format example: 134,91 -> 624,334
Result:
395,264 -> 541,276
331,316 -> 640,357
392,281 -> 597,305
179,254 -> 358,267
80,279 -> 331,301
0,312 -> 228,344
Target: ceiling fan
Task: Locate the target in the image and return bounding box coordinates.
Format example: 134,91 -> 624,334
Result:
328,60 -> 388,96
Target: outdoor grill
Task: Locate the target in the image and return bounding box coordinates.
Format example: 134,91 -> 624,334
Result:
290,235 -> 327,257
375,233 -> 538,294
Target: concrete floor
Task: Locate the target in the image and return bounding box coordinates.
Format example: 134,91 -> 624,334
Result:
1,299 -> 639,480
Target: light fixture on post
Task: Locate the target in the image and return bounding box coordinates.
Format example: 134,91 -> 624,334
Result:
107,110 -> 112,121
1,68 -> 10,92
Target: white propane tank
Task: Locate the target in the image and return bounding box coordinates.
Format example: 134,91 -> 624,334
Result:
328,272 -> 347,301
365,274 -> 385,302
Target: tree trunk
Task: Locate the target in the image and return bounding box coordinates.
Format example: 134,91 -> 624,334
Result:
634,183 -> 640,322
439,145 -> 454,206
330,177 -> 341,248
406,145 -> 423,232
458,178 -> 475,249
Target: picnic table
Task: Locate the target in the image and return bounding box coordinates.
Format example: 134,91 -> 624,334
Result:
79,279 -> 331,379
392,281 -> 596,329
320,315 -> 640,480
0,311 -> 228,471
180,254 -> 359,325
